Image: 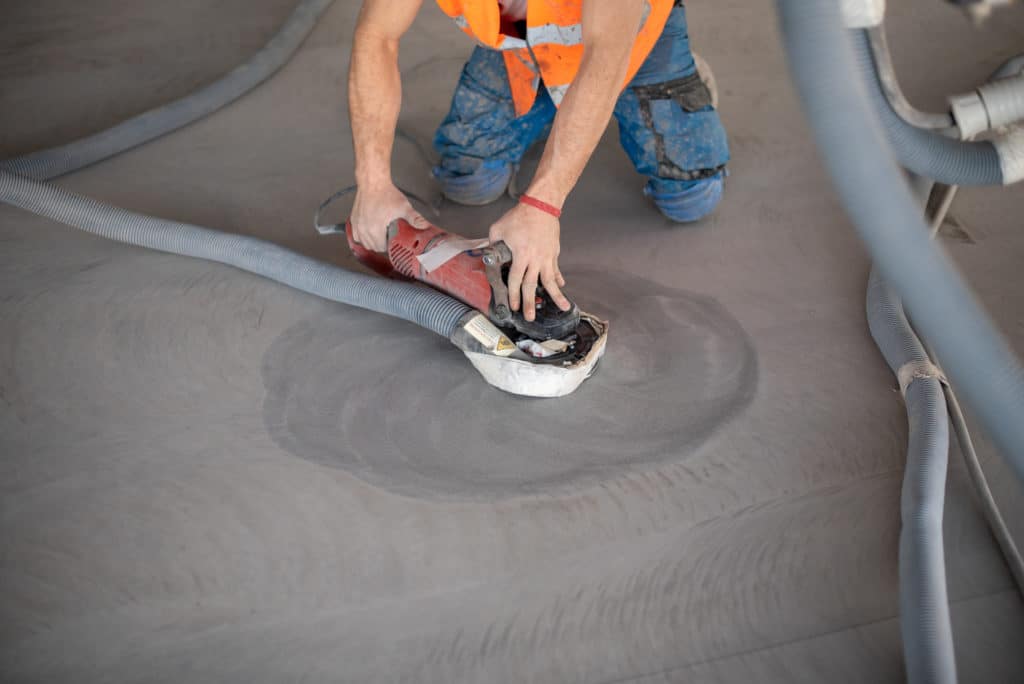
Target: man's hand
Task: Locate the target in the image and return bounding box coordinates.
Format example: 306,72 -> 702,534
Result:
489,203 -> 571,322
485,0 -> 643,321
350,183 -> 428,252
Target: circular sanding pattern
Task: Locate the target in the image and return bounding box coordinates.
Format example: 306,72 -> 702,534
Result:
262,269 -> 757,499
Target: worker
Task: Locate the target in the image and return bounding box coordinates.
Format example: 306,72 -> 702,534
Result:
348,0 -> 730,322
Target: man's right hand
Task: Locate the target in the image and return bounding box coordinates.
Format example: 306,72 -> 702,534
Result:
350,183 -> 429,252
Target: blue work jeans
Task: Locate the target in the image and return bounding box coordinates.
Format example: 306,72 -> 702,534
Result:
432,2 -> 730,220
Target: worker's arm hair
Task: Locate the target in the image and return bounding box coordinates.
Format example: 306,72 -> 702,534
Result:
349,0 -> 424,189
527,0 -> 647,207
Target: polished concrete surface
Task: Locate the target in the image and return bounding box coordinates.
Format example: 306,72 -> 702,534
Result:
2,1 -> 1024,682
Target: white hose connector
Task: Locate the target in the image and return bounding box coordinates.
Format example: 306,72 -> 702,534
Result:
950,74 -> 1024,140
840,0 -> 885,28
994,126 -> 1024,184
949,92 -> 989,140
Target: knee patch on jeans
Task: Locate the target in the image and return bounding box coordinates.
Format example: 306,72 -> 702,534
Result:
630,72 -> 729,180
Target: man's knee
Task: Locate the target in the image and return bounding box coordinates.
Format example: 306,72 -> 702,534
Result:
644,173 -> 726,223
616,71 -> 730,222
433,159 -> 516,206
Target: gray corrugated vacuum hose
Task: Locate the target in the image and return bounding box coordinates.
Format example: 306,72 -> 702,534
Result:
774,1 -> 1024,481
850,29 -> 1004,185
0,0 -> 472,337
0,0 -> 335,181
0,169 -> 471,337
867,269 -> 957,684
865,27 -> 955,132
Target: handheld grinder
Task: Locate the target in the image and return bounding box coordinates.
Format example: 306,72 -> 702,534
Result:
344,217 -> 608,396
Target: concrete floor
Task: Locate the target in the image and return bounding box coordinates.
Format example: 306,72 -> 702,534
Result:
2,1 -> 1024,682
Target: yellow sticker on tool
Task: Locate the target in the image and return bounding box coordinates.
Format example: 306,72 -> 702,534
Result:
464,314 -> 516,356
495,336 -> 517,356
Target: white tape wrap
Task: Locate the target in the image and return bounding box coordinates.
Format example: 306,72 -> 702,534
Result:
995,127 -> 1024,185
897,360 -> 948,396
416,236 -> 490,272
840,0 -> 886,27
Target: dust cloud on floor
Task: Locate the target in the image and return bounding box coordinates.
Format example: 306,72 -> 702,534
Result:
2,1 -> 1024,682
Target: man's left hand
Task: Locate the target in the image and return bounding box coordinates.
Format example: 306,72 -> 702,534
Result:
489,203 -> 571,322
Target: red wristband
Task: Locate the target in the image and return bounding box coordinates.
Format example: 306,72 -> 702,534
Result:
519,194 -> 562,219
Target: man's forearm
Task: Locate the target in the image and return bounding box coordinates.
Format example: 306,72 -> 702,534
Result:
527,1 -> 646,207
349,28 -> 402,189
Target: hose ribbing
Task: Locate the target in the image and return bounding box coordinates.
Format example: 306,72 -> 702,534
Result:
778,1 -> 1024,676
851,30 -> 1003,186
865,27 -> 955,132
0,170 -> 471,338
0,0 -> 335,181
867,270 -> 957,684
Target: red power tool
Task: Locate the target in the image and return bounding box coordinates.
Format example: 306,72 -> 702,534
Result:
314,187 -> 607,395
346,218 -> 582,342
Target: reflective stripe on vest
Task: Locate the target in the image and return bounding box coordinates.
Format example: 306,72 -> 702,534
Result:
546,83 -> 570,106
437,0 -> 673,116
527,22 -> 582,47
500,34 -> 528,49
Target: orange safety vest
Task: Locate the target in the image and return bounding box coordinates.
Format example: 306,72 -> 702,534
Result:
435,0 -> 675,117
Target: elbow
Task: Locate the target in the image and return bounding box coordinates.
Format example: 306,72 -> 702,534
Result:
581,30 -> 642,77
353,25 -> 401,58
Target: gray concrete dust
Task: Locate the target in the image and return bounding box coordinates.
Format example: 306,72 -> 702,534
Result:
2,1 -> 1024,682
262,268 -> 757,498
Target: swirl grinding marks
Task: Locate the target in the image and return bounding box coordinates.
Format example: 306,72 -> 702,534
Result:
262,268 -> 758,499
